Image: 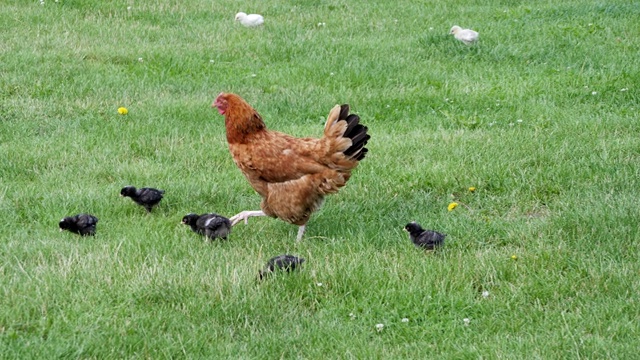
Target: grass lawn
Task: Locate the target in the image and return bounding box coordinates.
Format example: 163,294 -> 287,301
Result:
1,0 -> 639,358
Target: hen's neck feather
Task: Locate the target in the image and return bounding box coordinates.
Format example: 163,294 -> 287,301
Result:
224,98 -> 266,144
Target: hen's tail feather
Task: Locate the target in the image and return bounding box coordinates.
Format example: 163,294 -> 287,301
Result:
343,114 -> 361,138
339,104 -> 350,121
340,109 -> 370,160
323,103 -> 370,162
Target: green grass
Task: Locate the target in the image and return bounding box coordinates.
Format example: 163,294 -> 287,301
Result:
1,0 -> 640,358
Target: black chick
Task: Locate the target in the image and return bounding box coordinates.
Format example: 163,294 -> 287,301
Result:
404,222 -> 446,250
59,213 -> 99,236
181,213 -> 232,241
120,186 -> 164,212
259,254 -> 306,280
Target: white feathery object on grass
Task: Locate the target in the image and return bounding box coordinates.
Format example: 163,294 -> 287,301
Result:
235,12 -> 264,27
449,25 -> 479,45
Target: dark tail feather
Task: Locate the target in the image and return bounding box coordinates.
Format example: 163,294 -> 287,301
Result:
339,104 -> 350,121
338,105 -> 370,161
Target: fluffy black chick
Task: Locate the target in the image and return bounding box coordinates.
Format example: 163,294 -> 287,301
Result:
404,222 -> 446,250
181,213 -> 232,241
259,254 -> 306,280
59,213 -> 99,236
120,186 -> 164,212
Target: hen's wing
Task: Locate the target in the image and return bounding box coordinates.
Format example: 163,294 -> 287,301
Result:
229,105 -> 366,197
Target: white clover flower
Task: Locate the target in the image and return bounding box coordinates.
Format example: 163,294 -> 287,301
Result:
621,88 -> 628,92
316,282 -> 323,287
375,323 -> 384,332
592,91 -> 598,95
349,313 -> 356,320
482,291 -> 490,298
317,22 -> 326,27
401,318 -> 409,323
138,57 -> 143,62
463,318 -> 470,326
516,119 -> 523,123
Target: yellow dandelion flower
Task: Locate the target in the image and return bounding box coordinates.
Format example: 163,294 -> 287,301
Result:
118,107 -> 128,115
511,254 -> 518,260
447,202 -> 458,211
469,187 -> 476,192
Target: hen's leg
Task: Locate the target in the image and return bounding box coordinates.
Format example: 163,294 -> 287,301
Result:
296,225 -> 306,242
230,210 -> 266,226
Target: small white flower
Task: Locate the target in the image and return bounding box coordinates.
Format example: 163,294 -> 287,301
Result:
482,291 -> 490,298
401,318 -> 409,323
127,6 -> 132,10
137,57 -> 143,62
349,313 -> 356,320
621,88 -> 628,92
488,122 -> 496,126
40,0 -> 45,4
588,23 -> 593,26
329,72 -> 335,76
385,104 -> 390,108
591,91 -> 598,95
508,123 -> 514,127
209,60 -> 215,63
463,318 -> 471,326
317,22 -> 326,27
251,73 -> 257,77
516,119 -> 523,123
316,282 -> 323,287
429,27 -> 433,30
375,323 -> 384,332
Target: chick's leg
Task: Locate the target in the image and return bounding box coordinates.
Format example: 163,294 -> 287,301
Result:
296,225 -> 306,242
230,210 -> 266,226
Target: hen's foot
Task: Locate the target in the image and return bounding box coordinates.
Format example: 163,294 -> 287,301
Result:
229,210 -> 266,226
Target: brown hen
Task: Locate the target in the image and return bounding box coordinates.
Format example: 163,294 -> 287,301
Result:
212,92 -> 370,241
